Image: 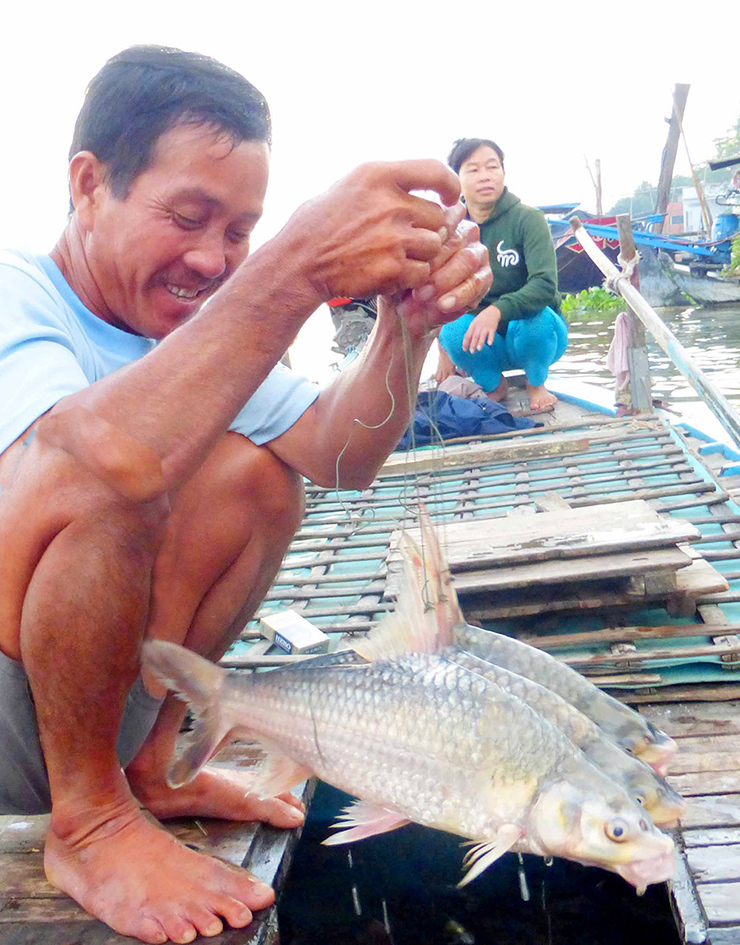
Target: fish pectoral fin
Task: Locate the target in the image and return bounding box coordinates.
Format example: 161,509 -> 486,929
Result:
167,710 -> 231,788
249,749 -> 314,798
322,799 -> 411,846
458,824 -> 523,887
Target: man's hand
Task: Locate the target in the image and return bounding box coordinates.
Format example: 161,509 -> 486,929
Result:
281,160 -> 461,300
463,305 -> 501,352
391,208 -> 492,339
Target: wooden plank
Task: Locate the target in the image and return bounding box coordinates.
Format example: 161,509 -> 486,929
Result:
675,559 -> 731,598
583,672 -> 663,686
706,928 -> 740,945
387,499 -> 699,573
0,854 -> 61,898
378,434 -> 591,476
668,771 -> 740,796
0,910 -> 277,945
670,751 -> 740,775
560,641 -> 740,671
520,624 -> 740,651
0,816 -> 48,854
688,845 -> 740,883
385,546 -> 692,599
696,881 -> 740,924
669,841 -> 709,945
673,735 -> 740,755
639,703 -> 740,737
462,559 -> 727,621
682,826 -> 740,848
679,795 -> 740,830
620,686 -> 740,706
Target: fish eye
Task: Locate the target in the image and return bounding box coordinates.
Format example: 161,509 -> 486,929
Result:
605,818 -> 629,842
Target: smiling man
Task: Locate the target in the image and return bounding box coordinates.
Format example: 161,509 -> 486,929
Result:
0,46 -> 491,944
435,137 -> 567,413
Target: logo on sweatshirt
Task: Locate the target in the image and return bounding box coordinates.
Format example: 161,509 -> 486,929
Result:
496,241 -> 520,267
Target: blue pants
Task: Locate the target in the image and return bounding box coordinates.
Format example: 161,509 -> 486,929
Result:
439,306 -> 568,393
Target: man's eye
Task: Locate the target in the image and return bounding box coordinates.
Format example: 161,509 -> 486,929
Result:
227,229 -> 249,244
174,213 -> 203,229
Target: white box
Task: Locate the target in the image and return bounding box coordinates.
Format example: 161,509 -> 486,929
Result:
258,610 -> 330,655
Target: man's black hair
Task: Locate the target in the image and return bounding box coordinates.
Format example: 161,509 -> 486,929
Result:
69,45 -> 271,201
447,138 -> 505,174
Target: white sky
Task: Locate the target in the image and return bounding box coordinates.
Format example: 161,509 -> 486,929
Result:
1,0 -> 737,381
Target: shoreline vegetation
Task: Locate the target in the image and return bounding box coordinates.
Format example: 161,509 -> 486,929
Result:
561,286 -> 623,322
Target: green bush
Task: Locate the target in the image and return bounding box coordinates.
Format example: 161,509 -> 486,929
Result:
560,286 -> 624,321
731,229 -> 740,274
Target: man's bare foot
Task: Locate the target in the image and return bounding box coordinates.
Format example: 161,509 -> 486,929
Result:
485,378 -> 509,402
526,383 -> 557,412
45,800 -> 277,944
129,763 -> 305,827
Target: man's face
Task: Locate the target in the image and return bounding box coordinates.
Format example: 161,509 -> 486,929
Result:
458,145 -> 505,215
84,123 -> 270,339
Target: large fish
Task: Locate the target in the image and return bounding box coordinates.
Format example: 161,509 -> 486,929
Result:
143,518 -> 675,891
359,514 -> 678,776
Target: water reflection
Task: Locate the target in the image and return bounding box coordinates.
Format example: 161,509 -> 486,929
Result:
550,302 -> 740,408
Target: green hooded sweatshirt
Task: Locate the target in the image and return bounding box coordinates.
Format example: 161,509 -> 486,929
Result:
473,188 -> 560,329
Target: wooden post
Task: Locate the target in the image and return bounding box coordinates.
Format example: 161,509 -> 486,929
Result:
616,215 -> 652,413
672,87 -> 713,236
571,216 -> 740,449
654,83 -> 690,234
595,159 -> 603,216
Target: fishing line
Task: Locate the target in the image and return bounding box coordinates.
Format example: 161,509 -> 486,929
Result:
332,345 -> 397,534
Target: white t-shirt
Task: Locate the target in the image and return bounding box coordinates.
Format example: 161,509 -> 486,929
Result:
0,249 -> 319,453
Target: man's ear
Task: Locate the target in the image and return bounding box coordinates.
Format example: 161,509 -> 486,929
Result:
68,151 -> 108,230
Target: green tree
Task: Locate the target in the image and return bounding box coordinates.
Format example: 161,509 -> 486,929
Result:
712,117 -> 740,161
606,115 -> 740,215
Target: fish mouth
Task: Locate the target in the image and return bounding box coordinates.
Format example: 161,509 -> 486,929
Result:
639,736 -> 678,775
616,849 -> 676,889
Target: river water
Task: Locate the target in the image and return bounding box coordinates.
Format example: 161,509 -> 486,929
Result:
549,302 -> 740,413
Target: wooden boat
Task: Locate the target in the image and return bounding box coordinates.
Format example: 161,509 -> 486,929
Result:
2,241 -> 739,944
550,213 -> 740,307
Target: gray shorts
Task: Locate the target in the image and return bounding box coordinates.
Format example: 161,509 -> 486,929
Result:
0,648 -> 163,814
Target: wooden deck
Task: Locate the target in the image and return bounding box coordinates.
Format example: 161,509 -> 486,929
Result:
3,399 -> 740,943
641,701 -> 740,945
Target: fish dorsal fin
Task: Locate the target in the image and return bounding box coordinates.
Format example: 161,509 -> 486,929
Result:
354,507 -> 462,660
458,824 -> 523,887
322,799 -> 411,845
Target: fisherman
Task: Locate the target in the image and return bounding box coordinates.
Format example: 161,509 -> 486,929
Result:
435,137 -> 568,413
0,46 -> 491,944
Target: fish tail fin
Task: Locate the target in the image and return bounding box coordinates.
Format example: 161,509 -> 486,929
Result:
142,640 -> 231,787
354,506 -> 460,660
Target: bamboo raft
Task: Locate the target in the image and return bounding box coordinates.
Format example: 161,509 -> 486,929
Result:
2,403 -> 740,943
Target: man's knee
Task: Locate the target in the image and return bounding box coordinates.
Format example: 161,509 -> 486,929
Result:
1,409 -> 171,571
216,433 -> 305,542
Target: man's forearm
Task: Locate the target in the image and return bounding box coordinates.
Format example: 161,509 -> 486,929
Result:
273,312 -> 434,489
